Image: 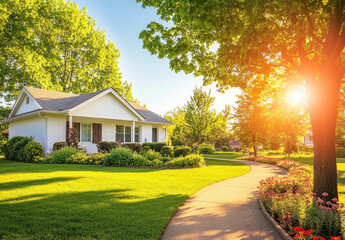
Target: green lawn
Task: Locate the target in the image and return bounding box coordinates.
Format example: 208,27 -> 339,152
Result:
0,158 -> 249,240
204,151 -> 345,203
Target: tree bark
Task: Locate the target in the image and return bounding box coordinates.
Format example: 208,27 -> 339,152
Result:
307,66 -> 342,200
253,145 -> 257,157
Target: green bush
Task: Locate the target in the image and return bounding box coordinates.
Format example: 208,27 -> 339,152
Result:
67,152 -> 88,164
147,159 -> 164,167
336,147 -> 345,158
142,142 -> 166,152
141,149 -> 160,161
88,153 -> 107,165
200,146 -> 214,154
161,146 -> 174,157
103,148 -> 134,166
97,141 -> 118,153
160,156 -> 173,163
166,154 -> 205,168
132,154 -> 150,166
53,141 -> 68,151
174,146 -> 191,157
23,141 -> 44,163
141,146 -> 151,152
3,136 -> 24,160
122,143 -> 141,153
11,136 -> 33,161
172,138 -> 183,146
50,147 -> 82,164
221,146 -> 230,151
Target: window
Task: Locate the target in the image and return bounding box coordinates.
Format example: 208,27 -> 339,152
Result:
116,125 -> 124,142
125,126 -> 131,142
26,96 -> 30,104
81,123 -> 91,142
116,125 -> 134,143
152,128 -> 158,142
135,127 -> 140,143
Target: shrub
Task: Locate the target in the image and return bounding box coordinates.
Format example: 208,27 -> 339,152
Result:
141,149 -> 160,161
12,136 -> 33,161
161,146 -> 174,157
199,143 -> 214,154
141,146 -> 151,152
67,152 -> 88,164
132,154 -> 150,166
142,142 -> 166,152
147,159 -> 164,167
97,141 -> 118,153
221,146 -> 230,151
336,147 -> 345,158
50,147 -> 82,164
172,138 -> 183,146
53,141 -> 68,151
103,148 -> 134,166
23,141 -> 44,163
88,153 -> 106,165
33,156 -> 45,164
160,156 -> 173,163
122,143 -> 141,153
174,146 -> 191,157
166,154 -> 205,168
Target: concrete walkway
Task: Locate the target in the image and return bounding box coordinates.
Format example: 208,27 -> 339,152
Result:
162,158 -> 286,240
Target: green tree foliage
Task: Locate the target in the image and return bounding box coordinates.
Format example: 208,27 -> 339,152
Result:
233,79 -> 271,156
165,87 -> 231,147
138,0 -> 345,199
184,87 -> 216,145
0,0 -> 133,101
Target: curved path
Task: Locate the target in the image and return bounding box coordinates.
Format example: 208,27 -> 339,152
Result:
162,158 -> 286,240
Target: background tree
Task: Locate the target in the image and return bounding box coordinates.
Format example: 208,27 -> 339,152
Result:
232,79 -> 271,156
164,107 -> 187,146
138,0 -> 345,199
184,87 -> 216,145
0,0 -> 133,101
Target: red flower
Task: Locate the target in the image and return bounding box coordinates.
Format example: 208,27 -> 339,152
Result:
330,237 -> 341,240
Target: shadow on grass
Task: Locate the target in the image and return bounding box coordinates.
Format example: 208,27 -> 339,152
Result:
0,189 -> 188,240
0,177 -> 80,191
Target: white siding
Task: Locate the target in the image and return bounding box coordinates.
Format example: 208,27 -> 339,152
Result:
70,93 -> 139,121
46,115 -> 66,153
158,126 -> 167,142
16,94 -> 41,116
141,124 -> 152,143
9,117 -> 46,150
102,121 -> 116,142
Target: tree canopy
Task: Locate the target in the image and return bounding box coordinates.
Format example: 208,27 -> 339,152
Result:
138,0 -> 345,199
0,0 -> 133,102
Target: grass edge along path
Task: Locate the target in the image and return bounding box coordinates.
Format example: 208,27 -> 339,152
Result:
0,158 -> 249,240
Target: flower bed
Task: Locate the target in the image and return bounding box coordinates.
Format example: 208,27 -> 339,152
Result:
238,156 -> 343,240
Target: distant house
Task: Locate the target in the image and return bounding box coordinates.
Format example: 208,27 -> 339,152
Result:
2,87 -> 173,154
304,132 -> 313,147
230,140 -> 241,150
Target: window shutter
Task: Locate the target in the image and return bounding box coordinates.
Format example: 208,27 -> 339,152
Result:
92,123 -> 102,143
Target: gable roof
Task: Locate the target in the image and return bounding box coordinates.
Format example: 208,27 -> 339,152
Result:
7,87 -> 172,125
129,102 -> 172,125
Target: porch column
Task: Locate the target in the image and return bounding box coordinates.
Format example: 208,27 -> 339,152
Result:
69,115 -> 72,137
132,121 -> 135,143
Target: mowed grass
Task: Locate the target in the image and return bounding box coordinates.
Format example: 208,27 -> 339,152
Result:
0,158 -> 249,240
204,151 -> 345,203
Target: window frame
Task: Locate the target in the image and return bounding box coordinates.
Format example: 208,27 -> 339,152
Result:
26,96 -> 30,105
80,123 -> 92,143
115,125 -> 141,143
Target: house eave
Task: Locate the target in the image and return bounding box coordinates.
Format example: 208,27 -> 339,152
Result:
2,110 -> 68,123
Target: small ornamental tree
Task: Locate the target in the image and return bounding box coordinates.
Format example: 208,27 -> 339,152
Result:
67,125 -> 79,148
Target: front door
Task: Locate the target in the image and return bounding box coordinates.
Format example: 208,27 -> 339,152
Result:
152,128 -> 157,142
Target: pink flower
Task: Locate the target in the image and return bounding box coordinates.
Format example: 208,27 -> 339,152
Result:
326,201 -> 332,206
332,198 -> 338,202
316,197 -> 324,204
322,192 -> 328,197
332,204 -> 339,211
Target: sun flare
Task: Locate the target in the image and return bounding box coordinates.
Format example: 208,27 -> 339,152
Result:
287,88 -> 305,106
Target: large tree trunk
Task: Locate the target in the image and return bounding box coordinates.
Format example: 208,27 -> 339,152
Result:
253,145 -> 257,157
307,66 -> 342,200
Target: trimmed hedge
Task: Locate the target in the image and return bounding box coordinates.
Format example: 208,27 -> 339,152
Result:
97,141 -> 118,153
104,148 -> 135,166
142,142 -> 166,152
161,146 -> 174,157
53,141 -> 68,151
24,141 -> 44,163
122,143 -> 141,153
166,154 -> 205,168
199,143 -> 214,154
174,146 -> 191,157
141,149 -> 160,161
221,146 -> 230,151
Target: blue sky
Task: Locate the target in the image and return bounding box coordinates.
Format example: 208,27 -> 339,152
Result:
73,0 -> 240,115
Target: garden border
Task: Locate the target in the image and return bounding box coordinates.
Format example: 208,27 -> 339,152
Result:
259,190 -> 296,240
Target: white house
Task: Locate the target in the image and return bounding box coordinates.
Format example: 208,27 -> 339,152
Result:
3,87 -> 173,153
